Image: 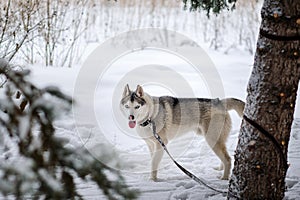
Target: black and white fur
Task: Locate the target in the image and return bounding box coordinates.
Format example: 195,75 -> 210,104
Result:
120,84 -> 244,180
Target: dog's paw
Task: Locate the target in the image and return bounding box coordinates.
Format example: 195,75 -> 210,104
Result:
219,175 -> 229,180
149,177 -> 158,182
149,177 -> 164,182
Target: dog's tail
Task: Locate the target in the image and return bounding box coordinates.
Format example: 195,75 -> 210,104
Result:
221,98 -> 245,117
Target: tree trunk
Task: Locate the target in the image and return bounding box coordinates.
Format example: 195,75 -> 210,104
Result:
228,0 -> 300,199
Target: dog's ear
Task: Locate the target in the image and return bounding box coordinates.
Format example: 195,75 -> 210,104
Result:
135,85 -> 144,97
123,84 -> 130,97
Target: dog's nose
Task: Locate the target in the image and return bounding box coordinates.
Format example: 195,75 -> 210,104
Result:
129,115 -> 135,120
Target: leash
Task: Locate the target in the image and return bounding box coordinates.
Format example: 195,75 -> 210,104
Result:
149,120 -> 228,196
148,114 -> 289,198
243,115 -> 289,170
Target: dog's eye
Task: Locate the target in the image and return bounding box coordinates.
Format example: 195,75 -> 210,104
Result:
134,105 -> 140,109
125,105 -> 129,109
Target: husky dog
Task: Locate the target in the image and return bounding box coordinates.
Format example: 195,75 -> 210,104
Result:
120,84 -> 245,180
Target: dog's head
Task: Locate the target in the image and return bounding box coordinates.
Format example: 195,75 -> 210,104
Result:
120,84 -> 149,129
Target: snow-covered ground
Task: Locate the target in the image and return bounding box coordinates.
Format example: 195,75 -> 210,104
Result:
23,43 -> 300,200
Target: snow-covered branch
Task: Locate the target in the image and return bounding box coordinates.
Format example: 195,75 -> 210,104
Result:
0,59 -> 138,199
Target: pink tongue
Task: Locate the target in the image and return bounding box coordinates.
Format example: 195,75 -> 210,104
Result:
129,121 -> 136,128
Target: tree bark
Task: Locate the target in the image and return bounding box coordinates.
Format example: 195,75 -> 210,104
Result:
228,0 -> 300,199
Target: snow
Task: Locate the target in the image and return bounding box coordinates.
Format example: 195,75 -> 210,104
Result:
1,1 -> 299,196
7,43 -> 298,199
18,116 -> 31,140
1,0 -> 299,198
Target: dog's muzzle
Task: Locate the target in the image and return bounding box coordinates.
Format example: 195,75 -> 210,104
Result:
128,115 -> 136,128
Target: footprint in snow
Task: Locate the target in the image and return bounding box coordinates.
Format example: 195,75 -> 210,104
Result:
175,181 -> 195,189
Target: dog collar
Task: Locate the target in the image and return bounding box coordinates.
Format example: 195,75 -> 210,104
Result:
140,119 -> 152,127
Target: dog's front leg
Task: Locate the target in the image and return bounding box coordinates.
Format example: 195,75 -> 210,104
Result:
145,139 -> 154,158
150,133 -> 168,181
151,142 -> 164,181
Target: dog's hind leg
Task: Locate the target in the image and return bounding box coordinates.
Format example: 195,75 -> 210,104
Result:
205,114 -> 232,180
210,142 -> 231,180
